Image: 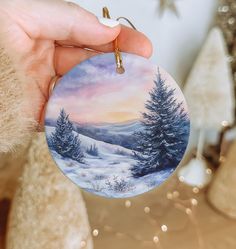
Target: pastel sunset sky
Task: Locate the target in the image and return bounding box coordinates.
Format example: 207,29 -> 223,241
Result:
46,53 -> 186,124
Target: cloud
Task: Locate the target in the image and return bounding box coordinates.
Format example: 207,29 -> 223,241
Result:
47,53 -> 188,123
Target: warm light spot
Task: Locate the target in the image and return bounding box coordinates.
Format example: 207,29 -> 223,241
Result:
93,229 -> 99,237
221,120 -> 229,127
179,176 -> 185,182
206,168 -> 212,175
172,191 -> 180,198
144,207 -> 151,213
161,225 -> 168,232
192,187 -> 199,194
80,241 -> 87,248
219,156 -> 226,163
153,236 -> 159,243
125,200 -> 132,208
191,198 -> 198,206
166,192 -> 173,200
186,208 -> 192,215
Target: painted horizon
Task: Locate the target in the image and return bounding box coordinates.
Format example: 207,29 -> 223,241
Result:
45,53 -> 190,198
46,53 -> 187,124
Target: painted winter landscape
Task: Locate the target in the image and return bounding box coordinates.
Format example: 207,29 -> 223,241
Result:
45,53 -> 190,198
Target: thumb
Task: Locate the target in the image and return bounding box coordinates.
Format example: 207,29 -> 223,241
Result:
3,0 -> 121,46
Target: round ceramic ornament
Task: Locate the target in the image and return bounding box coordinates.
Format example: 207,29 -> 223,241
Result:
45,52 -> 190,198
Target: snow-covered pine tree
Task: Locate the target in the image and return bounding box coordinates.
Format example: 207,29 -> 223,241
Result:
131,69 -> 189,178
49,109 -> 84,163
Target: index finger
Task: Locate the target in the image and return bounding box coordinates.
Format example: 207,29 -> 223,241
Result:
57,25 -> 153,58
3,0 -> 121,46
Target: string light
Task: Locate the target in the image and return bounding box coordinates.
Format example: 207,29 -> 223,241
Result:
206,168 -> 212,175
172,190 -> 180,198
218,5 -> 229,13
92,229 -> 99,237
91,160 -> 205,246
179,175 -> 185,182
166,192 -> 173,200
80,241 -> 87,248
219,155 -> 226,163
125,200 -> 132,208
161,224 -> 168,232
153,236 -> 159,244
144,206 -> 151,213
185,208 -> 192,215
192,187 -> 200,194
92,181 -> 202,247
191,198 -> 198,206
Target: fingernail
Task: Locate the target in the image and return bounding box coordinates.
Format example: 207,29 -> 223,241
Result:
98,17 -> 120,28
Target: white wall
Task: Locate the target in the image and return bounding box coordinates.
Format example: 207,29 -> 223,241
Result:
72,0 -> 218,85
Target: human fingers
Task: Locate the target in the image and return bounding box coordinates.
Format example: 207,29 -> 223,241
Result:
2,0 -> 121,46
57,25 -> 153,58
54,47 -> 99,75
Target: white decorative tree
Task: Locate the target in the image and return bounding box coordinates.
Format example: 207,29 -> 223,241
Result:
178,27 -> 235,188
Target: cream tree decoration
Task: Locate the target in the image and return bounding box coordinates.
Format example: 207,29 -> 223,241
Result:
178,27 -> 235,188
7,134 -> 93,249
208,141 -> 236,219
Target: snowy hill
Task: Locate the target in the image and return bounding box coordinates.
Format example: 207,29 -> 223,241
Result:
87,120 -> 143,135
45,126 -> 173,198
46,125 -> 134,158
80,133 -> 134,158
45,119 -> 143,150
73,120 -> 143,150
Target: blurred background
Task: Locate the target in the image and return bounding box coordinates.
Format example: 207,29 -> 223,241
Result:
74,0 -> 217,84
74,1 -> 236,249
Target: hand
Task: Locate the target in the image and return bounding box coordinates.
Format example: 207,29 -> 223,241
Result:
0,0 -> 152,130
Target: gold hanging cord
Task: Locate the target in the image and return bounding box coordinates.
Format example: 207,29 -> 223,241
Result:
102,7 -> 137,74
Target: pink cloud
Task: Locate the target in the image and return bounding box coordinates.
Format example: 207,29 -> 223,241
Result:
46,53 -> 187,124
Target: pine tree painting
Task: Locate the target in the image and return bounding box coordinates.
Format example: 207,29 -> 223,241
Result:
132,70 -> 189,178
49,109 -> 84,163
45,53 -> 190,198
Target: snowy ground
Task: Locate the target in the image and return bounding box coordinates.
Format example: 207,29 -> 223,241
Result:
46,126 -> 174,198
